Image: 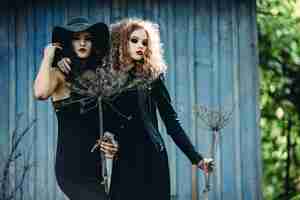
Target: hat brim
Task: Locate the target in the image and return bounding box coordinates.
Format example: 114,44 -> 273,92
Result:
52,22 -> 110,56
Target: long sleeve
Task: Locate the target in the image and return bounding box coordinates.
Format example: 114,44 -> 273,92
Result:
152,75 -> 203,164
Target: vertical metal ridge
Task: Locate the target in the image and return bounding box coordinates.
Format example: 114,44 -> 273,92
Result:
0,0 -> 10,153
32,2 -> 39,199
188,0 -> 196,150
250,0 -> 262,199
187,0 -> 198,199
174,0 -> 181,195
132,0 -> 141,18
47,3 -> 56,200
144,0 -> 151,19
188,0 -> 197,165
238,0 -> 260,199
34,3 -> 48,199
8,6 -> 17,197
26,0 -> 37,199
231,0 -> 243,200
103,0 -> 112,24
165,0 -> 177,196
173,0 -> 194,199
111,0 -> 126,22
237,3 -> 247,199
0,4 -> 10,199
219,0 -> 239,199
16,3 -> 30,198
80,0 -> 89,17
211,0 -> 222,199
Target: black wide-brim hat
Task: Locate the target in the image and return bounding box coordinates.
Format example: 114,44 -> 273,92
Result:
52,16 -> 110,57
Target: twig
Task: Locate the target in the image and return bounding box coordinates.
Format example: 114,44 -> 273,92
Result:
194,104 -> 234,199
1,116 -> 36,200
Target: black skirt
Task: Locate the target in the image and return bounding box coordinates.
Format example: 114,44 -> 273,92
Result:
109,89 -> 171,200
54,98 -> 110,200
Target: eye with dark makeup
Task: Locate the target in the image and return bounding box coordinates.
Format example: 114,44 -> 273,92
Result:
130,38 -> 138,43
84,36 -> 93,41
72,36 -> 80,41
142,40 -> 148,47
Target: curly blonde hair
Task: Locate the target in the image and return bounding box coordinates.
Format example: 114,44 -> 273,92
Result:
110,18 -> 167,79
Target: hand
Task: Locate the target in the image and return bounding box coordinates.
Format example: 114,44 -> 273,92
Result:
197,158 -> 214,174
90,132 -> 119,159
57,57 -> 72,75
99,140 -> 119,159
43,43 -> 62,61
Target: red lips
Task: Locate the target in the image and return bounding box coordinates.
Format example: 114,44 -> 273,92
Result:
79,48 -> 87,52
136,50 -> 143,55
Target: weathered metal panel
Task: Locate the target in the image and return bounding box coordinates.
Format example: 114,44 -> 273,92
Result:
218,1 -> 237,199
238,1 -> 262,199
8,4 -> 17,199
159,0 -> 178,195
0,5 -> 10,196
0,0 -> 261,199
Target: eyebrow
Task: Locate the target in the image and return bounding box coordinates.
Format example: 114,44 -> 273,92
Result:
130,35 -> 147,39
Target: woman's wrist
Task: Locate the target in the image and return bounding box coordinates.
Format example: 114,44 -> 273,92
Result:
42,55 -> 54,69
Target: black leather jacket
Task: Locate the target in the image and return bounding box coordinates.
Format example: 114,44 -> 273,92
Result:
137,75 -> 203,164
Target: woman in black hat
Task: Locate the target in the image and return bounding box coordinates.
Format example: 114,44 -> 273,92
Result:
34,17 -> 117,200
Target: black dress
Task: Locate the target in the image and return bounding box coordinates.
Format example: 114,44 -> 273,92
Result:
53,95 -> 111,200
109,75 -> 202,200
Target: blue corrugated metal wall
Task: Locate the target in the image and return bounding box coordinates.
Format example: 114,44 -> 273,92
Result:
0,0 -> 261,199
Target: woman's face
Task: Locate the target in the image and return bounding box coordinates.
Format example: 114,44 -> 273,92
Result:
128,28 -> 148,61
72,32 -> 92,59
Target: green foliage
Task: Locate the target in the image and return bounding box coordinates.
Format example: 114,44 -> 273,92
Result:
258,0 -> 300,199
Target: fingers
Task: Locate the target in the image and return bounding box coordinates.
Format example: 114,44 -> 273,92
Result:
100,148 -> 117,159
45,42 -> 62,50
204,159 -> 215,173
43,43 -> 62,60
101,141 -> 118,149
203,164 -> 209,174
62,58 -> 71,71
52,42 -> 63,50
103,154 -> 114,159
198,158 -> 215,173
99,141 -> 119,159
92,134 -> 119,159
100,142 -> 118,154
57,58 -> 71,74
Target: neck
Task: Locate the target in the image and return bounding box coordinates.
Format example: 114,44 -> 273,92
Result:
133,58 -> 144,66
79,58 -> 88,65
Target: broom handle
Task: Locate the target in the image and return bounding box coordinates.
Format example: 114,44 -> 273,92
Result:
98,97 -> 108,193
203,130 -> 218,200
192,165 -> 198,200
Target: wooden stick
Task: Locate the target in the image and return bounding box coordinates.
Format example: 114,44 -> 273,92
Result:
192,165 -> 198,200
203,130 -> 218,200
98,97 -> 108,194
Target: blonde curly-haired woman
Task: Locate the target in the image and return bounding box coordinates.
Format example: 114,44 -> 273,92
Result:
107,18 -> 214,200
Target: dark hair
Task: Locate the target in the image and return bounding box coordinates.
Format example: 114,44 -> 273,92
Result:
54,31 -> 104,77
